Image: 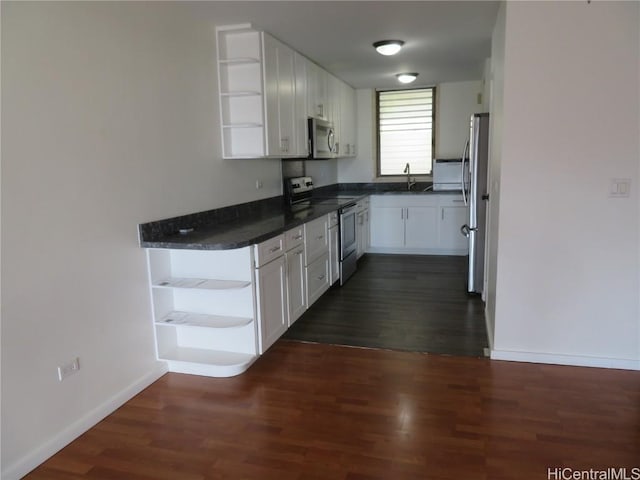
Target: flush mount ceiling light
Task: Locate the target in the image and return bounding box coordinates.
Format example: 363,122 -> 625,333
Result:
396,72 -> 419,84
373,40 -> 405,56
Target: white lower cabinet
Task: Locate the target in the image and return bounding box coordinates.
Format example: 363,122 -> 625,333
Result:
404,206 -> 438,249
145,214 -> 337,378
356,197 -> 370,258
285,243 -> 307,326
306,252 -> 330,305
304,214 -> 331,305
369,194 -> 468,255
146,248 -> 258,378
329,224 -> 340,285
369,206 -> 405,248
255,254 -> 288,354
328,210 -> 340,285
438,197 -> 468,252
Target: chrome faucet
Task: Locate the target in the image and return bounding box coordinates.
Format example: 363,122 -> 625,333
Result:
404,163 -> 416,191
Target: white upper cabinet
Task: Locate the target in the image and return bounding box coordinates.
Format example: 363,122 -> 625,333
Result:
340,81 -> 357,157
306,59 -> 328,120
327,74 -> 342,154
216,24 -> 356,159
293,52 -> 309,157
263,33 -> 297,157
216,25 -> 265,159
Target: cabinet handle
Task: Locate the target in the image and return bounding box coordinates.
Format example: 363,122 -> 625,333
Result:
318,104 -> 324,117
293,234 -> 303,240
401,209 -> 404,220
405,208 -> 409,220
316,235 -> 324,240
442,209 -> 445,220
317,274 -> 325,280
295,249 -> 303,255
269,245 -> 281,253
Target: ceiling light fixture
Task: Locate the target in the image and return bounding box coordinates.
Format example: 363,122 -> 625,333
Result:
373,40 -> 405,56
396,73 -> 419,84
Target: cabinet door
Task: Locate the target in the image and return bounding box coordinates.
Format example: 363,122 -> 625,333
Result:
263,34 -> 295,157
363,208 -> 370,254
369,207 -> 405,248
439,206 -> 468,252
306,60 -> 327,119
356,211 -> 365,258
306,252 -> 330,306
286,247 -> 307,326
293,52 -> 308,157
304,215 -> 329,265
404,206 -> 438,249
277,43 -> 295,156
256,256 -> 287,354
341,82 -> 356,157
263,34 -> 280,156
327,74 -> 342,155
329,225 -> 340,285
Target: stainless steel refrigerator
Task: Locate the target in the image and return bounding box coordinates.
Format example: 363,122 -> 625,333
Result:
461,113 -> 490,295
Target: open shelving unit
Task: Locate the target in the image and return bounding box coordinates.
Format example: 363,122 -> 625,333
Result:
146,248 -> 259,377
216,24 -> 266,159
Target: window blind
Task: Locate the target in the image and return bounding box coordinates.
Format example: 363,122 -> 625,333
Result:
378,88 -> 434,175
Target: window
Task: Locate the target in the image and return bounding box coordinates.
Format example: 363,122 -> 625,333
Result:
377,87 -> 435,176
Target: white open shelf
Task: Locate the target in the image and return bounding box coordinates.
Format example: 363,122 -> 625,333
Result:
159,346 -> 256,378
220,91 -> 262,97
219,57 -> 260,65
222,123 -> 263,129
153,277 -> 251,290
156,311 -> 253,329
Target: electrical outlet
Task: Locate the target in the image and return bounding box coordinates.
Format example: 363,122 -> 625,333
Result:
255,180 -> 263,189
57,357 -> 80,381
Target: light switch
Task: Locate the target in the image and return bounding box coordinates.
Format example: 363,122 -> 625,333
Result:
609,178 -> 631,198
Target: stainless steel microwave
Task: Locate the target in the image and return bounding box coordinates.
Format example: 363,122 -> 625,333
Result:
308,117 -> 336,159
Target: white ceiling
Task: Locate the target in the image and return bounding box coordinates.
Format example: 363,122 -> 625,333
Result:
193,1 -> 500,88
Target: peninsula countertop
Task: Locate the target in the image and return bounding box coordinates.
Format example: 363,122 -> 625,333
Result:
139,184 -> 462,250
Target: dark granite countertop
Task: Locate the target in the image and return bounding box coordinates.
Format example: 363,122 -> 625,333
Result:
139,183 -> 462,250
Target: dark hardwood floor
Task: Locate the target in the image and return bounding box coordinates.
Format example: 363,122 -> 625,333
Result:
26,341 -> 640,480
284,254 -> 488,356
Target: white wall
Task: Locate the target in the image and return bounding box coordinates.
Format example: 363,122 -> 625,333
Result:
484,2 -> 506,349
435,80 -> 482,158
1,3 -> 284,478
338,82 -> 481,183
491,1 -> 639,368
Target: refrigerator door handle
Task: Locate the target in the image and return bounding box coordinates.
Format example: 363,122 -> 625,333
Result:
461,140 -> 470,206
460,224 -> 471,237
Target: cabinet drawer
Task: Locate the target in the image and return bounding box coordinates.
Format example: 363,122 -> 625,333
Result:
254,234 -> 285,267
304,215 -> 329,265
437,195 -> 465,207
306,252 -> 330,306
284,226 -> 305,251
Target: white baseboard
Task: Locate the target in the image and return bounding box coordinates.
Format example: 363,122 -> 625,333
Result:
2,363 -> 168,480
366,247 -> 467,256
490,349 -> 640,371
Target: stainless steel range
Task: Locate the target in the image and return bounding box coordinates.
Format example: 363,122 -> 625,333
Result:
286,176 -> 359,285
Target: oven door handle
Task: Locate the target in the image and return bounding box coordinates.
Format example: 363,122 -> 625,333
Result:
340,202 -> 357,213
